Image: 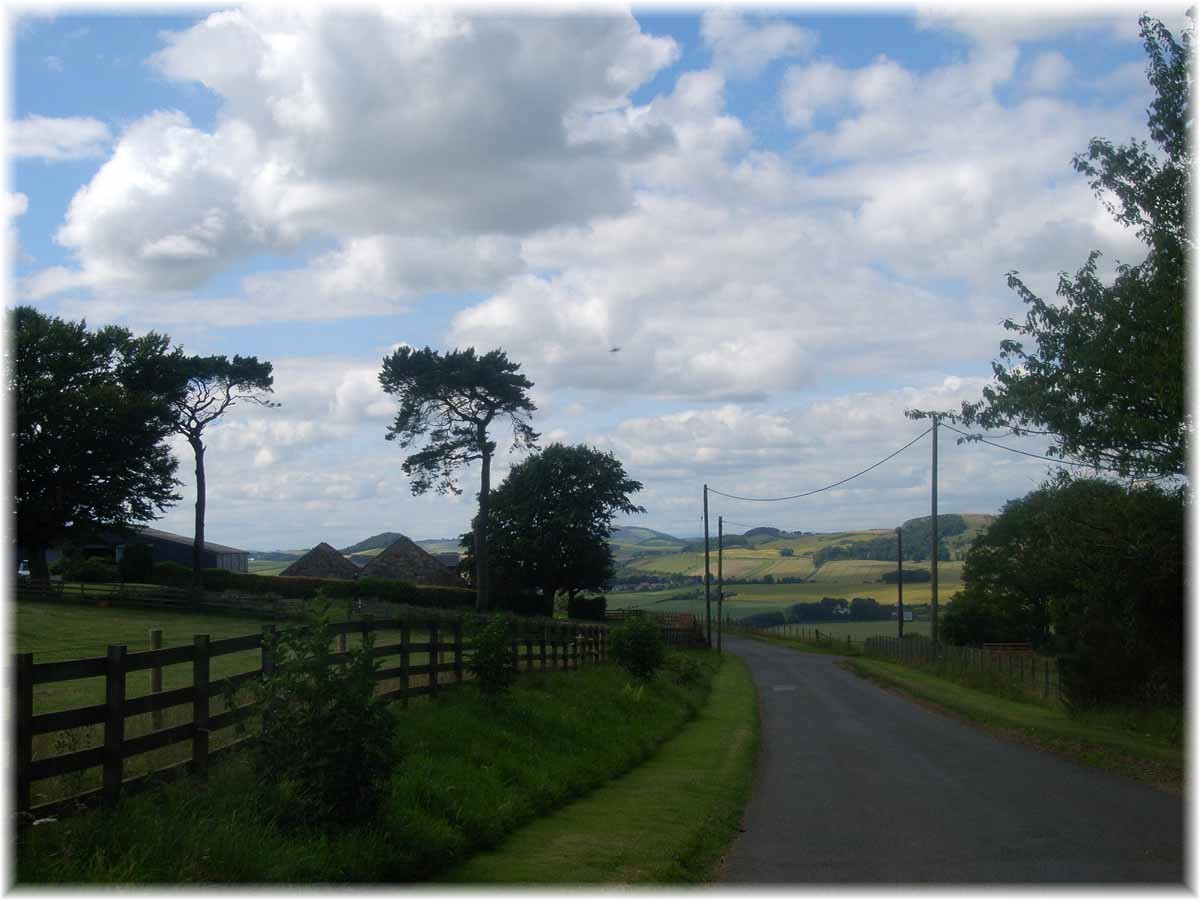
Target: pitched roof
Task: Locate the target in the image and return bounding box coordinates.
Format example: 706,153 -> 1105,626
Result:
279,542 -> 361,579
360,535 -> 461,587
134,527 -> 247,556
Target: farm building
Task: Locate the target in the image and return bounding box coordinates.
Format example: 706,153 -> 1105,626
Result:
58,527 -> 251,573
361,535 -> 461,587
279,542 -> 360,579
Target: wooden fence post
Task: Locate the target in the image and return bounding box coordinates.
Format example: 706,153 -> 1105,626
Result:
102,644 -> 128,808
15,653 -> 33,820
261,624 -> 275,678
149,628 -> 163,730
192,635 -> 210,778
540,630 -> 548,671
429,622 -> 440,698
561,625 -> 569,671
453,620 -> 464,684
400,622 -> 411,706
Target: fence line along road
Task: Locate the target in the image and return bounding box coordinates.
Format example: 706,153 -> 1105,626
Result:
862,635 -> 1061,702
732,621 -> 1061,703
14,612 -> 608,825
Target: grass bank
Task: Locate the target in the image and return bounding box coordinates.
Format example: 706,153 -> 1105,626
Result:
17,651 -> 719,884
438,654 -> 758,884
843,657 -> 1182,793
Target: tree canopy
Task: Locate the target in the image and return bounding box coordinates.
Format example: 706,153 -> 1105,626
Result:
941,476 -> 1183,706
911,14 -> 1191,480
172,354 -> 276,584
380,346 -> 538,610
12,306 -> 184,581
461,443 -> 644,604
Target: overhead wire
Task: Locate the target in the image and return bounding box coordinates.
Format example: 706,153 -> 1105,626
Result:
940,422 -> 1133,474
707,427 -> 932,502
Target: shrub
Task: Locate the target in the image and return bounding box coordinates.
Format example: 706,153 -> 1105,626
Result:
150,560 -> 192,587
118,543 -> 155,583
609,613 -> 665,680
467,613 -> 517,693
662,651 -> 705,686
493,590 -> 554,617
254,598 -> 394,829
64,556 -> 119,583
201,567 -> 237,592
567,593 -> 606,621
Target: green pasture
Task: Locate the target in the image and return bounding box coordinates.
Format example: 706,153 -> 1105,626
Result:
247,560 -> 288,575
13,601 -> 446,810
609,564 -> 963,620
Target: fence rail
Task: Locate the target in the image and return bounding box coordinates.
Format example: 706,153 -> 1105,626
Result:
863,635 -> 1061,702
734,621 -> 861,649
14,612 -> 608,824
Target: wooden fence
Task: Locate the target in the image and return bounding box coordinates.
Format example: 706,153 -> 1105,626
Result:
863,635 -> 1061,702
606,610 -> 707,647
14,612 -> 607,824
740,622 -> 860,649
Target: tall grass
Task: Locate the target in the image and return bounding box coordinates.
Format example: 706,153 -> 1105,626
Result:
18,651 -> 719,884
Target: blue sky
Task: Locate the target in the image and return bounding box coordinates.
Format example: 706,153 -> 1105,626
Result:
6,3 -> 1182,551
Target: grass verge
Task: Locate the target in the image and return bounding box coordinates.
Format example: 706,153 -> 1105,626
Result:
436,654 -> 759,884
17,651 -> 719,884
842,657 -> 1182,794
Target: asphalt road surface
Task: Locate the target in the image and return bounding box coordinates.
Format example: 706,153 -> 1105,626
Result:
720,636 -> 1185,884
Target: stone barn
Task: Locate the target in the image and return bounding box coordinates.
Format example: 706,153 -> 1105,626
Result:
360,535 -> 461,587
279,542 -> 361,579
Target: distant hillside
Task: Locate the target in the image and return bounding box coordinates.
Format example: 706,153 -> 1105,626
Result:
339,532 -> 410,555
610,526 -> 683,545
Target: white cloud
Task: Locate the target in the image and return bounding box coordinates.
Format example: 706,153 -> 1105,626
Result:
701,9 -> 816,79
11,114 -> 111,160
1026,51 -> 1073,92
33,8 -> 677,301
6,192 -> 30,266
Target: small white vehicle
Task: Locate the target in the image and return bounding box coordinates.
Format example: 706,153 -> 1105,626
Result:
17,560 -> 31,579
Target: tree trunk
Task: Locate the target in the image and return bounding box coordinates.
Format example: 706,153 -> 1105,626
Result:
29,544 -> 49,585
190,434 -> 206,590
475,445 -> 491,612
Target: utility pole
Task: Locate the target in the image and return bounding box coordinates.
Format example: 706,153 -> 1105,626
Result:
717,515 -> 724,655
930,415 -> 939,644
896,526 -> 904,639
703,484 -> 712,649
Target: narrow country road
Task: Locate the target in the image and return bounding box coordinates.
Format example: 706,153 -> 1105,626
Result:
720,636 -> 1184,884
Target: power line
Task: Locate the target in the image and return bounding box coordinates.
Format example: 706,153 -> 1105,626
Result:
941,423 -> 1132,473
708,427 -> 932,503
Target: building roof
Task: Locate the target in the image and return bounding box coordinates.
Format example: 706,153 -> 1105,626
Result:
361,535 -> 460,587
279,542 -> 361,580
134,527 -> 247,556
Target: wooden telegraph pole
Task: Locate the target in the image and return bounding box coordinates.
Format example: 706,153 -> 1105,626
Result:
717,515 -> 724,654
930,415 -> 939,644
896,526 -> 904,639
703,484 -> 712,648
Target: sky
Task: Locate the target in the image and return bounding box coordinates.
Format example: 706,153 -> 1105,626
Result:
6,1 -> 1189,553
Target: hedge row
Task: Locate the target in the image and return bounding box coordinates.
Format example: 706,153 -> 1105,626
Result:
148,563 -> 477,610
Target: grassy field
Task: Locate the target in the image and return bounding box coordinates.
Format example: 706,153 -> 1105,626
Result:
247,560 -> 289,575
14,601 -> 446,809
17,650 -> 721,883
609,563 -> 963,620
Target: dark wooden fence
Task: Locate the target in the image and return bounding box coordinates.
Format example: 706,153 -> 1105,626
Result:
863,635 -> 1061,702
735,621 -> 861,649
606,610 -> 707,647
14,612 -> 607,824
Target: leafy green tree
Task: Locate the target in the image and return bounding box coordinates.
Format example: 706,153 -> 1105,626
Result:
461,443 -> 644,606
171,355 -> 276,586
912,15 -> 1191,479
11,307 -> 184,582
380,346 -> 538,611
945,476 -> 1183,705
